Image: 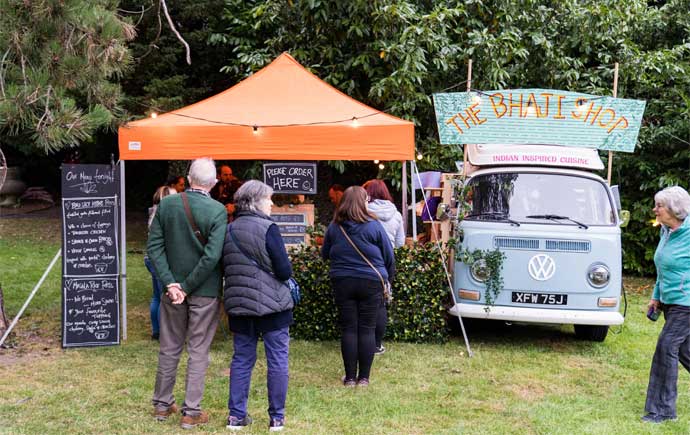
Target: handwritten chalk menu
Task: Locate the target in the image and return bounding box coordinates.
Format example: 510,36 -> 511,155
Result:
271,204 -> 314,248
61,164 -> 120,347
62,278 -> 119,346
263,162 -> 317,194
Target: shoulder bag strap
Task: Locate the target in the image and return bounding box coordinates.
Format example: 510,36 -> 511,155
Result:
181,192 -> 207,245
338,224 -> 386,290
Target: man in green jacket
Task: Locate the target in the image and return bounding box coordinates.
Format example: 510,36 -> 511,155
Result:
147,157 -> 227,430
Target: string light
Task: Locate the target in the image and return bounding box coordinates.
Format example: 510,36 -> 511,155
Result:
150,112 -> 158,119
373,160 -> 379,164
651,219 -> 660,227
576,98 -> 588,114
416,153 -> 423,160
351,117 -> 359,128
378,163 -> 385,170
252,125 -> 259,134
471,93 -> 482,105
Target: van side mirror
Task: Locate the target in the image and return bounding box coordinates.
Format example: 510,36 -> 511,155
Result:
611,185 -> 622,211
619,210 -> 630,228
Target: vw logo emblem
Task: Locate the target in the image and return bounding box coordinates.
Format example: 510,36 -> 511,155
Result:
528,254 -> 556,281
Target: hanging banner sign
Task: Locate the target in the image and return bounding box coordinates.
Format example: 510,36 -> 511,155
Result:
433,89 -> 646,152
263,162 -> 317,194
61,164 -> 120,348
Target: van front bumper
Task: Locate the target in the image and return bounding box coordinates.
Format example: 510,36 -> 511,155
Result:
449,303 -> 624,326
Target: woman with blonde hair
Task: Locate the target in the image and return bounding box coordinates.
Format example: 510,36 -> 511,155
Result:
322,186 -> 395,386
145,185 -> 177,339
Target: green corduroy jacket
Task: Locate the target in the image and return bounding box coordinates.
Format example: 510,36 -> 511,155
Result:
147,190 -> 227,298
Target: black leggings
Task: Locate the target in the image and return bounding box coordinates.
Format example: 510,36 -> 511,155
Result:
332,276 -> 382,380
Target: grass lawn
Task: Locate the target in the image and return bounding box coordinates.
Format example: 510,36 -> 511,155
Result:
1,214 -> 688,434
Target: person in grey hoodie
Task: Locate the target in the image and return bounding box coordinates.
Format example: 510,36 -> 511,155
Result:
363,179 -> 404,354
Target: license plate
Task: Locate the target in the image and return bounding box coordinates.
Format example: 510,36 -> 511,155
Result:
512,292 -> 568,305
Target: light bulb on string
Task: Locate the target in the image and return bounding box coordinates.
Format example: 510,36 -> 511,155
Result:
150,112 -> 158,119
378,163 -> 385,170
351,117 -> 359,128
576,98 -> 588,114
373,160 -> 379,164
252,125 -> 259,135
416,153 -> 423,161
471,92 -> 482,105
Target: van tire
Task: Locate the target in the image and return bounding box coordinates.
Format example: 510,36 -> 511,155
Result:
574,325 -> 609,342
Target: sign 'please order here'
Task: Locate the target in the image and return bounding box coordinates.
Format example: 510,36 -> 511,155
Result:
433,89 -> 646,152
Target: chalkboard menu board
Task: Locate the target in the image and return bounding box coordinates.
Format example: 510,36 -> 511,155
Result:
61,164 -> 120,347
263,162 -> 317,194
271,204 -> 314,248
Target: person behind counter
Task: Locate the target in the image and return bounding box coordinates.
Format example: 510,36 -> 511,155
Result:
643,186 -> 690,424
167,175 -> 186,193
211,165 -> 243,219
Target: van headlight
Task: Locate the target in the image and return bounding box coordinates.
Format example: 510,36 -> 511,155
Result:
470,259 -> 490,282
587,264 -> 610,288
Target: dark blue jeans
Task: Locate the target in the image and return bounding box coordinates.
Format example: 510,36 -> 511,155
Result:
144,256 -> 162,336
645,304 -> 690,418
332,276 -> 382,381
228,326 -> 290,420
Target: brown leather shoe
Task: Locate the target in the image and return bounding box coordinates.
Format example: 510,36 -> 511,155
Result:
180,411 -> 209,430
153,403 -> 179,421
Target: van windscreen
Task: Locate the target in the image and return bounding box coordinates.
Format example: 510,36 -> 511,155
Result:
465,172 -> 615,226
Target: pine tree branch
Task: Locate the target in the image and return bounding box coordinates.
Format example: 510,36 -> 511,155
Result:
160,0 -> 191,65
0,48 -> 10,97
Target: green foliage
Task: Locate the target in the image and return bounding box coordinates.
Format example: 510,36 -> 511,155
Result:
119,0 -> 234,116
211,0 -> 690,275
289,244 -> 340,341
289,242 -> 451,343
456,248 -> 506,307
0,0 -> 135,154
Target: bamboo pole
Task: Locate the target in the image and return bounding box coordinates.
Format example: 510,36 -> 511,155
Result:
607,63 -> 619,185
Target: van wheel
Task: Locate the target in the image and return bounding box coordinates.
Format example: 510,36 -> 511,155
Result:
574,325 -> 609,342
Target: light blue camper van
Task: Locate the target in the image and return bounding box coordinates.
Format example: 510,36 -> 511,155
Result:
450,144 -> 625,341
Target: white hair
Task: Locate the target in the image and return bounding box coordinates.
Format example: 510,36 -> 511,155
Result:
655,186 -> 690,220
187,158 -> 217,189
234,180 -> 273,212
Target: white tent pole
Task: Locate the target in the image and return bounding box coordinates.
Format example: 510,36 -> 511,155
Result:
410,160 -> 417,239
119,161 -> 127,340
0,249 -> 62,347
401,161 -> 408,233
411,162 -> 473,357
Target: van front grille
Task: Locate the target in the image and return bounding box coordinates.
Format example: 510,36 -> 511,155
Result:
494,237 -> 540,250
545,239 -> 591,253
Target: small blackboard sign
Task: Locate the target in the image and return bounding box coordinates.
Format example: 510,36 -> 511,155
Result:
61,164 -> 120,347
62,277 -> 120,347
263,162 -> 317,194
282,235 -> 306,245
273,213 -> 306,224
278,224 -> 307,234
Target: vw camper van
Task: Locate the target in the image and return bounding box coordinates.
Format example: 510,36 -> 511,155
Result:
450,143 -> 625,341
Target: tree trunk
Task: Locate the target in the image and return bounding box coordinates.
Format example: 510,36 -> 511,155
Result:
0,284 -> 9,337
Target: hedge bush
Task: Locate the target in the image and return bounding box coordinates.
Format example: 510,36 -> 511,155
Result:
290,242 -> 451,343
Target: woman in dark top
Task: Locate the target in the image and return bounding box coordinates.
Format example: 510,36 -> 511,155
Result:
322,186 -> 395,387
223,180 -> 294,432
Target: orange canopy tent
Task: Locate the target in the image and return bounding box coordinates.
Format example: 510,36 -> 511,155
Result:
118,52 -> 414,161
